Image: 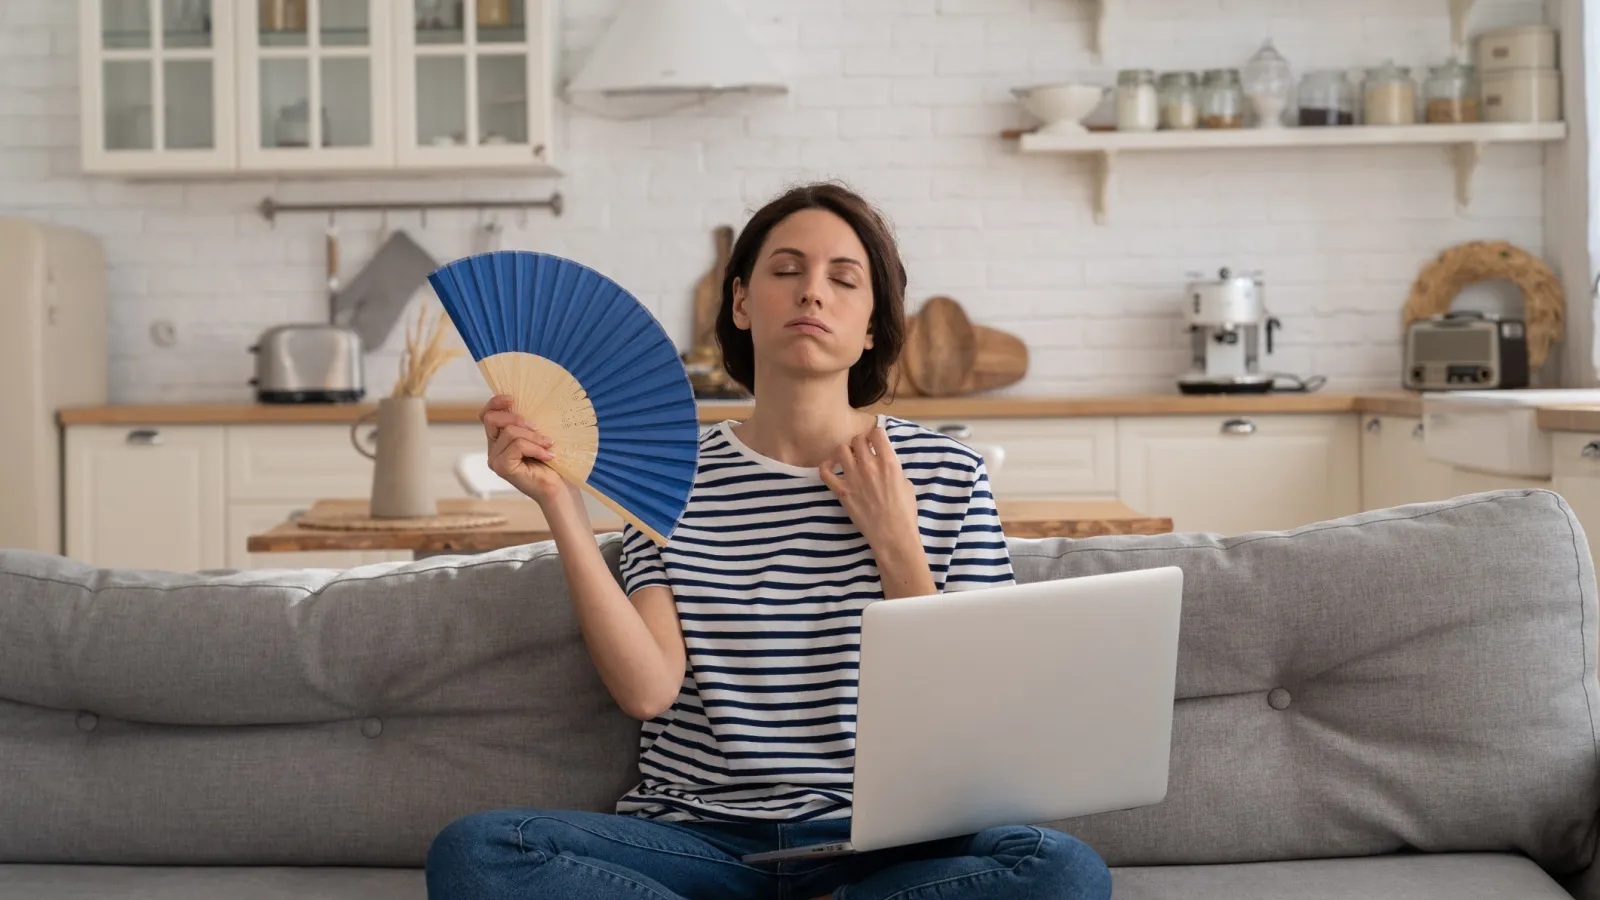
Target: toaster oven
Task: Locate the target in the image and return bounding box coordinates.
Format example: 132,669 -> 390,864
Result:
1403,311 -> 1529,391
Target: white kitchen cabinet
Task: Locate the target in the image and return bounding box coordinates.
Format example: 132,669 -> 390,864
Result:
79,0 -> 239,174
916,417 -> 1117,498
1447,467 -> 1551,497
65,425 -> 227,571
78,0 -> 555,176
1116,414 -> 1360,535
1358,414 -> 1455,512
1552,433 -> 1600,568
236,0 -> 394,171
395,0 -> 555,170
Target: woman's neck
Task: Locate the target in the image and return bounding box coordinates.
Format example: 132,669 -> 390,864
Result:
734,373 -> 876,470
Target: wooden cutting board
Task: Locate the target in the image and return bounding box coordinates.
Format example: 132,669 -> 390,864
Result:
692,225 -> 734,349
893,296 -> 1028,398
962,324 -> 1028,393
902,296 -> 978,396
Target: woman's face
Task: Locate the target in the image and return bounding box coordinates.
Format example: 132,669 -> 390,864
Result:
731,208 -> 875,383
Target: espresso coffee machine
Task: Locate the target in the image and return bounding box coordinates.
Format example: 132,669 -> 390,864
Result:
1178,268 -> 1285,395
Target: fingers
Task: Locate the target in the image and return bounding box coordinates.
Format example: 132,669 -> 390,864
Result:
818,461 -> 844,494
867,426 -> 893,460
490,424 -> 554,472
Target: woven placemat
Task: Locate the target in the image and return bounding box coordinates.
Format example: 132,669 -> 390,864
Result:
295,510 -> 509,531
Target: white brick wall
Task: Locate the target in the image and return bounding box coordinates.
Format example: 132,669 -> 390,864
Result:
0,0 -> 1553,402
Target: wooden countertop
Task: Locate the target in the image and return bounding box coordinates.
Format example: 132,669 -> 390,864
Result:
1536,406 -> 1600,433
60,392 -> 1424,425
247,497 -> 1174,554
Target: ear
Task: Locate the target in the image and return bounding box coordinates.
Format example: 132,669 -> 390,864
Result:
731,277 -> 751,331
863,318 -> 875,351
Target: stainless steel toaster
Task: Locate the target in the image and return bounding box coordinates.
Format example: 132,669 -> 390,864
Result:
248,323 -> 365,403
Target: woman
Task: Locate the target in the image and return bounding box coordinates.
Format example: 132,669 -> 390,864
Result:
426,182 -> 1112,900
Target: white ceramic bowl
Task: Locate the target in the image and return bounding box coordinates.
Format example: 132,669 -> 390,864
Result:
1012,83 -> 1107,134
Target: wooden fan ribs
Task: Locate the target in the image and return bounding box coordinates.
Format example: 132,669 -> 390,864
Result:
431,251 -> 699,547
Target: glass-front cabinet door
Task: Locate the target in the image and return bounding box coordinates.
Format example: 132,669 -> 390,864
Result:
396,0 -> 553,170
237,0 -> 393,170
80,0 -> 237,172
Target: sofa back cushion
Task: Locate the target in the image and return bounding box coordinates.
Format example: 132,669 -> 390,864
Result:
0,490 -> 1595,872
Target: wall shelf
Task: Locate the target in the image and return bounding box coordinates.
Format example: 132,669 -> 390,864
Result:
1015,122 -> 1567,224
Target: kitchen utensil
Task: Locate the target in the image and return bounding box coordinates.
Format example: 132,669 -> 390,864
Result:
1481,68 -> 1561,122
427,251 -> 699,547
1425,61 -> 1480,123
333,230 -> 440,351
1199,69 -> 1244,128
1403,310 -> 1529,391
903,295 -> 978,397
350,396 -> 437,518
1477,25 -> 1558,72
1242,39 -> 1292,128
248,323 -> 365,403
1297,70 -> 1357,125
1178,267 -> 1317,395
1011,84 -> 1108,135
683,225 -> 741,399
1363,60 -> 1417,125
1115,69 -> 1159,131
960,325 -> 1029,394
260,0 -> 307,32
1158,72 -> 1198,130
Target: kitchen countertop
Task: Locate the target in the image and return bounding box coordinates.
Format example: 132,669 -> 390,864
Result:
1535,406 -> 1600,433
58,392 -> 1425,426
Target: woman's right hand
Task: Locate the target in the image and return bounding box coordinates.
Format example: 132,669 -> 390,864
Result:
479,395 -> 582,511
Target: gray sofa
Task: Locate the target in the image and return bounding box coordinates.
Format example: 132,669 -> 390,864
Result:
1,488 -> 1597,899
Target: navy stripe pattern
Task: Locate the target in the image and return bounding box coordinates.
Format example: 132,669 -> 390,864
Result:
614,414 -> 1015,824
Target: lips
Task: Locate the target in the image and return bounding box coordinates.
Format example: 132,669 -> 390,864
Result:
785,317 -> 831,335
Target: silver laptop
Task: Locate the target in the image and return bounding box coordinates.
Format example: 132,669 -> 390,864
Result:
742,565 -> 1184,865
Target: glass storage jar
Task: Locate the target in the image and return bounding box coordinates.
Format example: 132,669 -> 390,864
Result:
1199,68 -> 1244,129
1424,60 -> 1479,123
1158,71 -> 1198,130
1242,38 -> 1293,128
1296,70 -> 1356,125
1116,69 -> 1159,131
1363,60 -> 1417,125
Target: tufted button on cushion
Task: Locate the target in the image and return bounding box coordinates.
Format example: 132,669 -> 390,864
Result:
360,717 -> 383,739
1267,688 -> 1292,711
75,712 -> 98,732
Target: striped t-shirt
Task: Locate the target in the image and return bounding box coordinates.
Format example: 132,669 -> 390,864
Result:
613,413 -> 1016,824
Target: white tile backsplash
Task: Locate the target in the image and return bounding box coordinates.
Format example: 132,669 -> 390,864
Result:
0,0 -> 1553,402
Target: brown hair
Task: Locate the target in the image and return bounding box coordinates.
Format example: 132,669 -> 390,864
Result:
715,181 -> 907,408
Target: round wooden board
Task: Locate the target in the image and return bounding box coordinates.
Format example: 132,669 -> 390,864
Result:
904,296 -> 978,397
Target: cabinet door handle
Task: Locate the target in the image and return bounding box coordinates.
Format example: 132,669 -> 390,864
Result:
125,429 -> 162,446
1221,418 -> 1256,436
1412,422 -> 1425,440
1582,441 -> 1600,460
937,423 -> 973,440
1365,417 -> 1381,434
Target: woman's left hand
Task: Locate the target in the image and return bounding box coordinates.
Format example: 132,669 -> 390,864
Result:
819,426 -> 921,555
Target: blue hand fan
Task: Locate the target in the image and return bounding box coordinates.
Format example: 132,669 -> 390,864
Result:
427,251 -> 700,546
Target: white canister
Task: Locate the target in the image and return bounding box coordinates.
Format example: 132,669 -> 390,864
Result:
1477,25 -> 1558,72
1480,69 -> 1561,122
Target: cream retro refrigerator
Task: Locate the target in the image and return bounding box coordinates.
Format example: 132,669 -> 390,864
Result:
0,216 -> 108,554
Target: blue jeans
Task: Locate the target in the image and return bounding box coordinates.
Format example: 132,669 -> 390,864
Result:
425,808 -> 1111,900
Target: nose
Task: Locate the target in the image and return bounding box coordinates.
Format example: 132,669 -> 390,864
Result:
798,269 -> 829,308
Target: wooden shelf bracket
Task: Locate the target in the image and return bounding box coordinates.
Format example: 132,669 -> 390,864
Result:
1451,140 -> 1486,212
1093,150 -> 1117,225
1450,0 -> 1478,58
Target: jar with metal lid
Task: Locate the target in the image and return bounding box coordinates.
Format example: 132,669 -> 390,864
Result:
1363,60 -> 1417,125
1296,70 -> 1356,125
1424,60 -> 1479,123
1199,69 -> 1244,129
1116,69 -> 1159,131
1158,72 -> 1198,130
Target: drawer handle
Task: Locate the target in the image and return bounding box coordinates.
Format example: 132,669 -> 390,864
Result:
1582,441 -> 1600,460
1365,417 -> 1381,434
125,428 -> 162,446
1412,422 -> 1425,440
1221,418 -> 1256,436
937,423 -> 973,441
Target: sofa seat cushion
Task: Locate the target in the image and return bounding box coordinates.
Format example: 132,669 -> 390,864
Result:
0,865 -> 423,899
1111,853 -> 1571,899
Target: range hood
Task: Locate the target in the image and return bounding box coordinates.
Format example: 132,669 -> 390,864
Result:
564,0 -> 787,117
